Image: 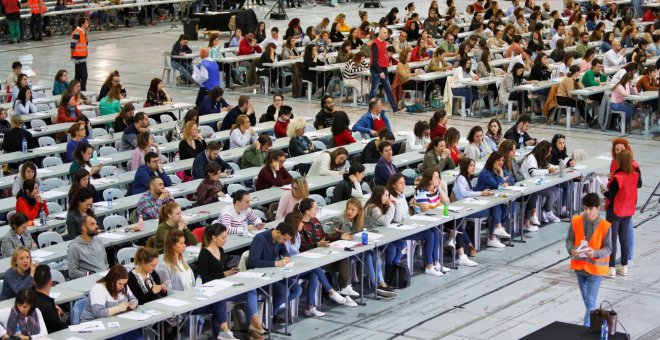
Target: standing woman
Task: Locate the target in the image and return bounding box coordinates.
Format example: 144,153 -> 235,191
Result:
602,150 -> 639,278
331,111 -> 356,147
464,125 -> 492,162
13,87 -> 37,116
196,162 -> 226,205
520,141 -> 562,226
127,247 -> 168,305
484,118 -> 503,151
0,247 -> 36,300
229,114 -> 257,149
1,213 -> 37,257
474,152 -> 513,247
276,177 -> 309,220
197,224 -> 266,339
130,132 -> 161,171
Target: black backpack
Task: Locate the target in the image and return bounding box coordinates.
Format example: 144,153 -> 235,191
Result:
384,263 -> 410,289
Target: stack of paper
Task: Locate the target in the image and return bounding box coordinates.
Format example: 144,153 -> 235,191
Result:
203,279 -> 238,288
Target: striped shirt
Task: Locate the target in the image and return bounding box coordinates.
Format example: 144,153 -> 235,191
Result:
414,187 -> 443,209
214,204 -> 262,235
342,59 -> 370,80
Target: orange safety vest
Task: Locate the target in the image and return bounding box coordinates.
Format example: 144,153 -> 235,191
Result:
570,215 -> 611,276
28,0 -> 42,14
71,27 -> 88,58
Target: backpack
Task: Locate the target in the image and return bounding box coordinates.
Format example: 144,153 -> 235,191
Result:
384,263 -> 410,289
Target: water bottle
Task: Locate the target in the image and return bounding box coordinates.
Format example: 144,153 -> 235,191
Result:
39,208 -> 47,227
137,215 -> 144,231
361,231 -> 368,245
21,137 -> 27,154
243,224 -> 249,238
107,191 -> 113,209
559,160 -> 565,178
22,123 -> 26,131
600,320 -> 608,340
195,275 -> 203,299
0,166 -> 4,183
174,154 -> 180,163
443,203 -> 449,216
114,167 -> 120,182
92,149 -> 98,165
109,126 -> 114,138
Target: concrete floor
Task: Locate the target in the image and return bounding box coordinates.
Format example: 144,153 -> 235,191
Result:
2,1 -> 660,338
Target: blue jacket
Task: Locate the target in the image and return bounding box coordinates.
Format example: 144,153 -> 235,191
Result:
374,157 -> 397,186
247,230 -> 289,269
192,151 -> 232,180
199,59 -> 220,90
131,165 -> 172,195
198,95 -> 229,116
475,168 -> 506,191
351,110 -> 392,135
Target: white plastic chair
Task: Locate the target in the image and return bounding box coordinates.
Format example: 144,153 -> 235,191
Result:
42,178 -> 64,191
38,231 -> 64,248
42,156 -> 63,168
31,119 -> 47,129
309,194 -> 327,207
227,183 -> 247,196
289,170 -> 301,179
175,198 -> 194,209
227,162 -> 240,174
116,247 -> 138,265
99,146 -> 118,156
38,136 -> 56,147
199,125 -> 214,138
148,118 -> 157,127
154,135 -> 168,145
361,182 -> 372,194
160,114 -> 174,123
402,168 -> 417,181
253,209 -> 267,221
103,215 -> 129,231
312,141 -> 326,150
169,175 -> 182,185
50,269 -> 66,284
100,166 -> 116,178
103,188 -> 124,201
325,187 -> 334,204
46,202 -> 63,214
93,128 -> 109,137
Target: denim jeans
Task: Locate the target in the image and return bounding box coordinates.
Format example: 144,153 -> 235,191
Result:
384,240 -> 406,266
489,204 -> 509,234
364,250 -> 385,288
627,218 -> 634,261
576,274 -> 603,327
272,278 -> 303,315
193,301 -> 226,336
306,267 -> 333,306
610,102 -> 635,125
606,210 -> 631,267
535,186 -> 560,212
171,60 -> 194,83
403,228 -> 441,265
368,68 -> 399,112
452,87 -> 479,108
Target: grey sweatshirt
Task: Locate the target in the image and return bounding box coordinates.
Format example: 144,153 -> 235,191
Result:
566,214 -> 613,276
364,204 -> 396,229
67,236 -> 109,279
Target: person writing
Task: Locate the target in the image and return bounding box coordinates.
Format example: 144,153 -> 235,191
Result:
127,247 -> 168,305
215,190 -> 265,236
196,162 -> 226,205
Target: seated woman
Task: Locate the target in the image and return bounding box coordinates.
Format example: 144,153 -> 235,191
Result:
229,114 -> 258,149
409,39 -> 430,62
444,127 -> 464,164
294,200 -> 358,315
636,65 -> 659,112
341,52 -> 370,102
1,212 -> 37,257
497,63 -> 529,117
65,188 -> 95,241
113,104 -> 135,133
520,141 -> 562,225
388,174 -> 447,276
179,121 -> 207,161
198,87 -> 231,116
557,65 -> 591,124
81,265 -> 141,340
331,111 -> 356,147
308,147 -> 349,177
13,87 -> 37,116
127,247 -> 168,305
474,152 -> 513,247
393,48 -> 423,104
484,118 -> 503,151
259,94 -> 285,123
609,73 -> 638,130
98,85 -> 122,117
421,137 -> 456,173
131,132 -> 161,171
196,162 -> 226,205
69,142 -> 102,178
68,168 -> 100,203
57,92 -> 82,124
197,224 -> 266,339
0,247 -> 35,300
53,69 -> 70,95
256,43 -> 280,89
287,118 -> 318,157
4,288 -> 48,338
332,199 -> 396,298
499,140 -> 538,229
66,121 -> 88,162
15,180 -> 48,222
273,105 -> 292,138
276,177 -> 309,221
302,44 -> 330,98
255,149 -> 294,190
332,163 -> 366,203
154,202 -> 197,253
12,161 -> 43,198
549,133 -> 575,215
406,120 -> 430,152
463,125 -> 492,162
215,190 -> 265,236
374,141 -> 399,186
156,230 -> 234,339
451,57 -> 479,112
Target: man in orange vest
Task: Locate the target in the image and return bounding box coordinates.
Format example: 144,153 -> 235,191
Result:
566,193 -> 612,327
26,0 -> 45,41
71,17 -> 90,91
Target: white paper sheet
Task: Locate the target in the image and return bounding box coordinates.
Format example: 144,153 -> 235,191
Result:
280,184 -> 292,190
463,198 -> 489,205
203,279 -> 237,288
117,311 -> 152,321
296,252 -> 327,259
218,195 -> 233,203
96,233 -> 126,240
41,190 -> 66,200
233,272 -> 266,278
155,298 -> 190,307
50,211 -> 68,219
37,146 -> 59,150
31,249 -> 55,258
329,240 -> 359,248
185,246 -> 201,254
355,231 -> 383,240
502,186 -> 526,192
68,320 -> 106,332
447,205 -> 464,212
572,165 -> 587,170
386,224 -> 417,230
38,169 -> 53,174
409,215 -> 446,222
316,208 -> 340,218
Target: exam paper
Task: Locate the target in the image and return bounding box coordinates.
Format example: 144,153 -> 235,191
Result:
31,249 -> 55,258
502,186 -> 526,192
96,233 -> 126,240
330,240 -> 359,248
386,224 -> 417,230
296,252 -> 327,259
316,208 -> 340,218
233,272 -> 266,278
117,311 -> 152,321
69,320 -> 106,332
463,198 -> 489,205
203,279 -> 237,288
572,165 -> 586,170
409,215 -> 446,222
356,231 -> 383,240
41,190 -> 66,200
155,298 -> 190,307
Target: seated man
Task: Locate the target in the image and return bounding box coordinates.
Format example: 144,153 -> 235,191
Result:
67,215 -> 109,279
33,264 -> 68,333
131,152 -> 172,195
247,221 -> 302,325
136,177 -> 174,220
121,111 -> 149,151
503,114 -> 537,149
351,98 -> 392,138
240,134 -> 272,169
192,141 -> 232,180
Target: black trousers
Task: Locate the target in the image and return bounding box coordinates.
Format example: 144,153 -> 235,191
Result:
74,61 -> 88,91
557,96 -> 587,122
509,91 -> 525,115
30,14 -> 42,40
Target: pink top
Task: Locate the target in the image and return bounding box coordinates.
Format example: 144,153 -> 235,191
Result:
578,59 -> 591,72
275,190 -> 300,221
130,147 -> 162,171
609,83 -> 637,104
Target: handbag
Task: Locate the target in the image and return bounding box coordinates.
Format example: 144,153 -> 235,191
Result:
589,300 -> 617,335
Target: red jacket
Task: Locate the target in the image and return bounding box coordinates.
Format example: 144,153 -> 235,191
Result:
2,0 -> 21,14
334,129 -> 356,147
16,197 -> 49,221
238,38 -> 262,56
57,105 -> 82,123
430,124 -> 446,141
607,171 -> 639,217
643,9 -> 657,22
255,165 -> 293,191
274,119 -> 289,138
410,47 -> 425,62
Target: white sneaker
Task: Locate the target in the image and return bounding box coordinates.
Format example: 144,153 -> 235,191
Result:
561,206 -> 568,216
304,306 -> 325,317
425,267 -> 444,277
434,263 -> 451,272
457,255 -> 478,267
544,211 -> 561,223
617,265 -> 628,276
343,295 -> 358,307
607,267 -> 616,278
329,291 -> 347,305
445,238 -> 456,248
487,238 -> 506,248
523,224 -> 539,232
217,331 -> 237,340
530,215 -> 541,226
493,227 -> 511,238
339,285 -> 360,297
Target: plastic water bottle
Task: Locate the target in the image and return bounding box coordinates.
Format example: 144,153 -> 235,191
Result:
92,149 -> 98,165
113,167 -> 120,182
109,126 -> 114,138
107,191 -> 113,209
174,153 -> 180,163
195,276 -> 203,299
39,208 -> 47,227
243,223 -> 249,238
361,231 -> 368,245
0,166 -> 4,183
600,320 -> 608,340
443,203 -> 449,216
22,123 -> 26,131
21,137 -> 27,154
137,215 -> 144,231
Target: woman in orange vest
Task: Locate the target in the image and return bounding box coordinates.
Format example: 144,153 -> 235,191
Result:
602,150 -> 639,278
566,193 -> 611,327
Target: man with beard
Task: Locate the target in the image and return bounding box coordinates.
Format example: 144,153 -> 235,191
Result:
67,215 -> 109,279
